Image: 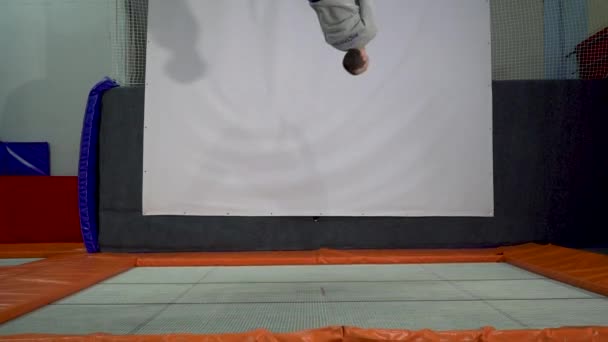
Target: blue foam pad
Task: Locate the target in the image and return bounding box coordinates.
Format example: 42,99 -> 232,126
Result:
78,77 -> 119,253
0,142 -> 50,176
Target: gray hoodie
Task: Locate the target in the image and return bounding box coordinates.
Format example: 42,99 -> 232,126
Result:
309,0 -> 378,51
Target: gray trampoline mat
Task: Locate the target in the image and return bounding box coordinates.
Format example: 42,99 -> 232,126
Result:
1,263 -> 606,335
0,258 -> 43,267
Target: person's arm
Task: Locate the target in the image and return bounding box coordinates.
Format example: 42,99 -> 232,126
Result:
358,0 -> 376,31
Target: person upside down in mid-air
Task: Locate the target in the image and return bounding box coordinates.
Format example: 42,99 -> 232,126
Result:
309,0 -> 378,76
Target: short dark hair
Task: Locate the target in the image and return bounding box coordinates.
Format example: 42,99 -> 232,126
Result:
342,49 -> 366,75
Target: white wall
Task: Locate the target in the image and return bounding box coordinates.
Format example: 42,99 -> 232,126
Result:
588,0 -> 608,34
0,0 -> 113,176
490,0 -> 545,80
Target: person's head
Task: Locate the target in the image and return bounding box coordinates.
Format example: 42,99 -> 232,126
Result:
342,48 -> 369,75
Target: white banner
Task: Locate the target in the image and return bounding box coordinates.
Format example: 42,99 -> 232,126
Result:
143,0 -> 493,217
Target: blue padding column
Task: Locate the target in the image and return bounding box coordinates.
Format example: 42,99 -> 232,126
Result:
78,77 -> 119,253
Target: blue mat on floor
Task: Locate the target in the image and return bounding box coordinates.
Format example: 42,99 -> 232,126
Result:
0,142 -> 50,176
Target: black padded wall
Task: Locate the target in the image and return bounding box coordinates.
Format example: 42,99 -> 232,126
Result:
98,80 -> 608,252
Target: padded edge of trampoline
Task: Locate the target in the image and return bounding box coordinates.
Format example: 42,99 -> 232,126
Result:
0,253 -> 135,324
134,248 -> 504,266
0,243 -> 85,258
503,243 -> 608,297
3,326 -> 608,341
0,243 -> 607,336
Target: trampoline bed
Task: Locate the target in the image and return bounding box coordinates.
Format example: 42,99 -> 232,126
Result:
0,243 -> 607,341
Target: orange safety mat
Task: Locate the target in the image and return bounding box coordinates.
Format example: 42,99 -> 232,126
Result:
135,248 -> 504,266
503,243 -> 608,297
2,326 -> 608,341
0,243 -> 85,258
0,254 -> 135,324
